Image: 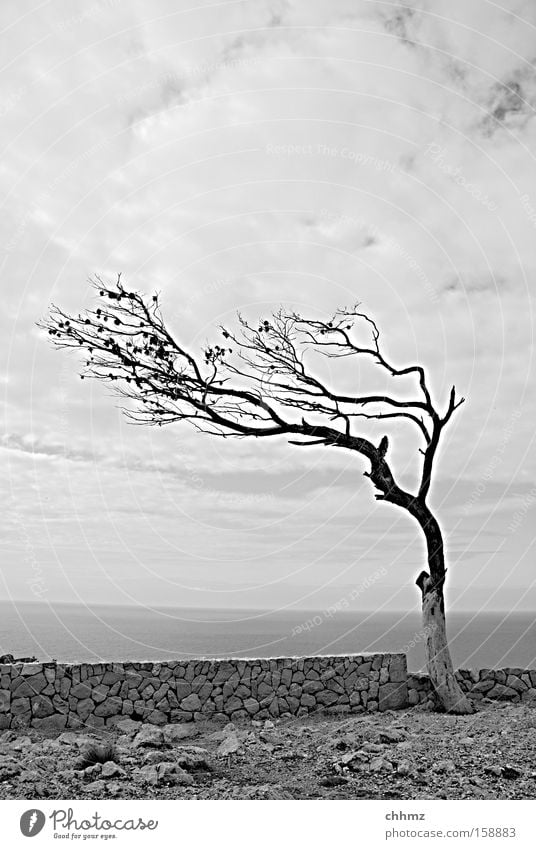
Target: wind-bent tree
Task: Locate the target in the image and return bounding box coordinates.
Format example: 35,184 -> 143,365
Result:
40,276 -> 473,714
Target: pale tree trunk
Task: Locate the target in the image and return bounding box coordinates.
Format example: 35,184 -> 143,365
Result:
411,503 -> 474,714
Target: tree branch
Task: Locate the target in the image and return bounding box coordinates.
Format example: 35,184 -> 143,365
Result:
38,277 -> 463,510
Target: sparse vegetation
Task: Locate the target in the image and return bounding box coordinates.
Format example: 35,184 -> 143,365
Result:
77,741 -> 118,770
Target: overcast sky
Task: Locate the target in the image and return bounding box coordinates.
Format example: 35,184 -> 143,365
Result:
1,0 -> 536,616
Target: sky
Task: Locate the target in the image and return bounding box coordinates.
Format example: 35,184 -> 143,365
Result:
1,0 -> 536,618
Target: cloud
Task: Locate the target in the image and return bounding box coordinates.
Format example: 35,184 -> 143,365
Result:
1,0 -> 535,607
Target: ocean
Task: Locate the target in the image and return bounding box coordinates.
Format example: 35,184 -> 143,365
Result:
1,602 -> 535,672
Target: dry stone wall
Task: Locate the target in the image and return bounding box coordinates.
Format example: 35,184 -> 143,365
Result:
0,653 -> 407,731
3,655 -> 534,731
408,668 -> 536,709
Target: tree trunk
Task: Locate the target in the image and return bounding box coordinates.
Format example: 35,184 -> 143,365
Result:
411,503 -> 474,714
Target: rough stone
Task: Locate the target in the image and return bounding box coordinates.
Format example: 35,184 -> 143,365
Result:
12,674 -> 47,698
408,688 -> 419,705
20,663 -> 43,676
181,693 -> 202,712
174,681 -> 192,700
94,697 -> 122,717
388,655 -> 406,683
487,684 -> 520,701
316,690 -> 339,706
133,726 -> 165,748
101,761 -> 126,779
31,714 -> 67,732
0,690 -> 10,712
70,683 -> 92,699
111,716 -> 141,734
469,681 -> 493,697
379,683 -> 408,711
303,678 -> 324,694
506,675 -> 528,692
147,710 -> 167,725
217,732 -> 241,756
135,762 -> 193,786
11,698 -> 31,716
31,695 -> 54,718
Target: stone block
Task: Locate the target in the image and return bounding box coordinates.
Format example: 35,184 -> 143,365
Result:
31,695 -> 54,718
286,695 -> 300,713
31,714 -> 67,732
305,669 -> 320,680
268,697 -> 279,717
213,661 -> 236,684
70,683 -> 92,699
506,675 -> 528,692
52,696 -> 69,714
12,674 -> 47,698
388,655 -> 406,683
11,697 -> 31,716
316,690 -> 338,706
224,696 -> 242,713
181,693 -> 201,712
21,663 -> 43,676
44,667 -> 56,684
470,679 -> 495,694
94,696 -> 123,717
91,684 -> 109,703
147,710 -> 167,725
521,688 -> 536,701
281,669 -> 292,688
378,682 -> 408,711
175,681 -> 192,700
76,698 -> 95,720
487,683 -> 519,701
302,679 -> 323,694
0,690 -> 10,712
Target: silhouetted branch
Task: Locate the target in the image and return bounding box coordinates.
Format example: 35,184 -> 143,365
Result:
39,276 -> 464,506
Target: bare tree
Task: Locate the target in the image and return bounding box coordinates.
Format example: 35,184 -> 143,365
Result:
39,275 -> 473,714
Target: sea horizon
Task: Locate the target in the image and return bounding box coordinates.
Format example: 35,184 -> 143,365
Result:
1,600 -> 534,673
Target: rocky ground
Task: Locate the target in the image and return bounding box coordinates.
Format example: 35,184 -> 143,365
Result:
1,699 -> 536,800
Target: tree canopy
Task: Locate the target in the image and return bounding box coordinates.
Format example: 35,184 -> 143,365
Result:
40,275 -> 464,513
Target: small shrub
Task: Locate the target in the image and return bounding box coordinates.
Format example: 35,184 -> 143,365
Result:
77,741 -> 118,769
